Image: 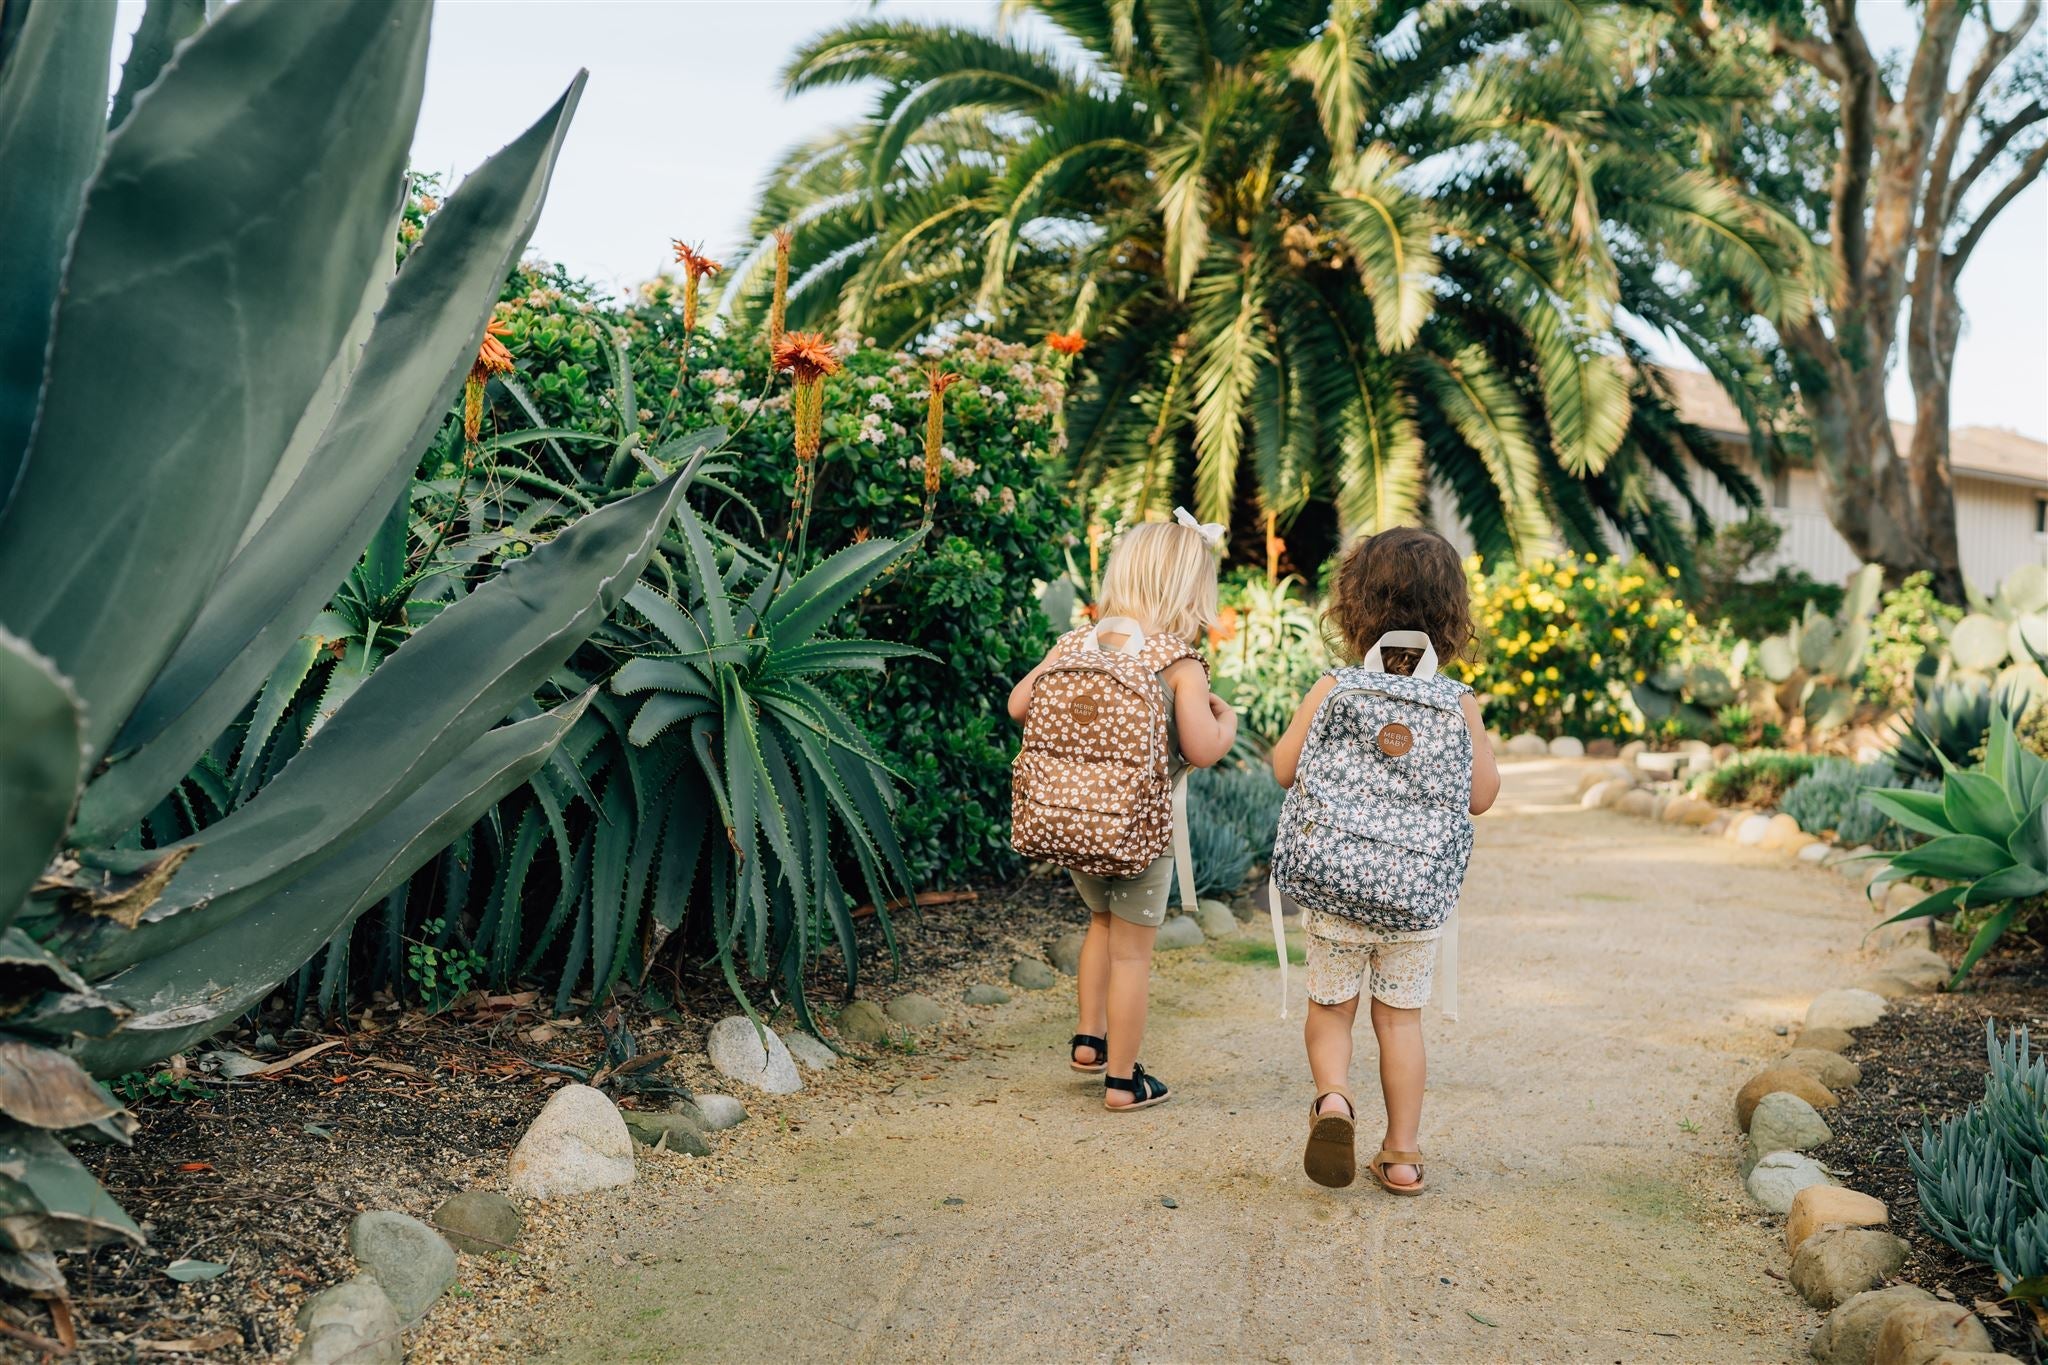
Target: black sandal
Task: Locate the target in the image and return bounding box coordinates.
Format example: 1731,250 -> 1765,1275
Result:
1104,1063 -> 1170,1111
1069,1034 -> 1108,1073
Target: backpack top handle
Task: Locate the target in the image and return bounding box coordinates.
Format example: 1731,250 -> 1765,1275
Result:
1082,614 -> 1148,657
1361,629 -> 1439,679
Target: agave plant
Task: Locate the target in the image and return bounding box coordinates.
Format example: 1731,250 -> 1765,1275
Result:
1885,676 -> 2031,786
609,504 -> 927,1026
739,0 -> 1814,556
1868,707 -> 2048,987
0,0 -> 697,1289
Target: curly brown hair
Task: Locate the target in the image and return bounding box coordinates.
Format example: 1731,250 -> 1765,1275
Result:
1326,526 -> 1473,675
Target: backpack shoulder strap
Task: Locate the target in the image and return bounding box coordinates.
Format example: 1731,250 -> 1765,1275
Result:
1138,631 -> 1207,679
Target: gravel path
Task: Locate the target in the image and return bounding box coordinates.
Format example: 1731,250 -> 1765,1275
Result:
518,759 -> 1875,1363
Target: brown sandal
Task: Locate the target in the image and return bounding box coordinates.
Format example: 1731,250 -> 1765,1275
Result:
1366,1147 -> 1426,1196
1303,1088 -> 1357,1188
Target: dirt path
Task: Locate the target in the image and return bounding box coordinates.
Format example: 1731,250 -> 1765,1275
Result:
521,759 -> 1878,1363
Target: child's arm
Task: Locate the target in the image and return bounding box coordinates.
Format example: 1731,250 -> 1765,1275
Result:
1269,675 -> 1337,788
1463,693 -> 1500,814
1164,658 -> 1236,767
1005,645 -> 1062,724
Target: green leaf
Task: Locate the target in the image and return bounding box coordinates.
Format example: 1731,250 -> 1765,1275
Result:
1964,865 -> 2048,908
0,629 -> 83,932
1874,884 -> 1963,929
1951,902 -> 2020,989
765,534 -> 920,652
107,0 -> 207,131
0,1127 -> 143,1250
0,0 -> 115,495
61,471 -> 692,980
0,0 -> 431,766
1885,834 -> 2014,884
1943,769 -> 2018,841
2011,802 -> 2048,875
75,696 -> 588,1077
230,630 -> 326,805
77,76 -> 586,840
164,1258 -> 229,1283
1865,787 -> 1957,839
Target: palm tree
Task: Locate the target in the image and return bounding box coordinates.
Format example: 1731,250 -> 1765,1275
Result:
737,0 -> 1819,564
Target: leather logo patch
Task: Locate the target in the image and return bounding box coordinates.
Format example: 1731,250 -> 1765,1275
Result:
1070,698 -> 1100,724
1377,722 -> 1413,757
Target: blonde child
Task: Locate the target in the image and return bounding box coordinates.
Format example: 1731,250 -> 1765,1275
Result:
1007,514 -> 1237,1110
1270,527 -> 1499,1189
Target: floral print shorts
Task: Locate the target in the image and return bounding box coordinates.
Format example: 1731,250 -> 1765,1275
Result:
1304,910 -> 1438,1009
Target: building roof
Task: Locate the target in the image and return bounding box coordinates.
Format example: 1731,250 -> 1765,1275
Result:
1657,366 -> 2047,490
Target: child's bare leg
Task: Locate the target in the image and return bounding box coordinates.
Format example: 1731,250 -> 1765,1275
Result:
1305,996 -> 1360,1116
1371,996 -> 1425,1184
1072,911 -> 1111,1065
1103,915 -> 1157,1105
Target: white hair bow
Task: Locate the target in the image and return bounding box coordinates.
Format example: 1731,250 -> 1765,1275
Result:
1172,506 -> 1225,547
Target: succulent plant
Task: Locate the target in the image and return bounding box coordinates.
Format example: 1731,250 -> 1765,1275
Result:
1883,676 -> 2033,784
1948,565 -> 2048,695
0,0 -> 694,1291
1752,563 -> 1885,734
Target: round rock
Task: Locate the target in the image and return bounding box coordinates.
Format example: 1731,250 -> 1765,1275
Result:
1505,733 -> 1548,756
292,1277 -> 401,1365
1195,899 -> 1239,939
506,1083 -> 636,1199
1780,1047 -> 1862,1091
621,1110 -> 710,1156
1736,1066 -> 1837,1129
963,984 -> 1011,1006
1851,973 -> 1914,1000
689,1094 -> 748,1130
1736,813 -> 1774,846
1791,1228 -> 1910,1309
706,1016 -> 803,1093
1806,988 -> 1887,1033
1787,1186 -> 1889,1255
1617,789 -> 1655,817
431,1191 -> 522,1257
1548,736 -> 1585,758
1871,1302 -> 1992,1365
1749,1091 -> 1833,1153
348,1211 -> 456,1324
1798,841 -> 1835,863
1810,1285 -> 1936,1365
885,993 -> 946,1028
1797,1026 -> 1856,1055
1009,959 -> 1058,990
1155,915 -> 1205,949
1048,931 -> 1087,976
1882,949 -> 1950,992
1745,1150 -> 1834,1213
780,1030 -> 838,1070
837,999 -> 892,1045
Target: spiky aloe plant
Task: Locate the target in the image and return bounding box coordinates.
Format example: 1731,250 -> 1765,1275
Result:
0,0 -> 696,1291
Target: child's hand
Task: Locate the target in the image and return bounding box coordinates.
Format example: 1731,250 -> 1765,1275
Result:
1207,693 -> 1234,721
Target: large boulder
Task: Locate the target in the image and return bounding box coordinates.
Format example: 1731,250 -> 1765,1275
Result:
431,1192 -> 522,1257
1781,1048 -> 1863,1091
1746,1151 -> 1834,1214
506,1084 -> 635,1199
1809,1285 -> 1936,1365
1749,1092 -> 1833,1154
1806,989 -> 1888,1033
1787,1186 -> 1890,1256
292,1277 -> 402,1365
706,1016 -> 803,1093
1791,1228 -> 1910,1309
348,1211 -> 456,1324
1737,1066 -> 1838,1129
1869,1302 -> 1992,1365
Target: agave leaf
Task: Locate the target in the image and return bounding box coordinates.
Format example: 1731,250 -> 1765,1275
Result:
1872,884 -> 1964,929
79,77 -> 587,840
1865,787 -> 1955,839
0,0 -> 116,498
1951,902 -> 2021,989
765,534 -> 921,652
1964,864 -> 2048,908
0,629 -> 83,932
1944,769 -> 2018,841
1886,833 -> 2013,884
0,1126 -> 143,1251
2012,803 -> 2048,875
0,0 -> 431,766
74,696 -> 589,1077
61,469 -> 695,980
0,1043 -> 121,1130
107,0 -> 208,131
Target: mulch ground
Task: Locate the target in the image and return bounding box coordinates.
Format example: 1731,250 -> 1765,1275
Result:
3,877 -> 1083,1362
1823,924 -> 2048,1362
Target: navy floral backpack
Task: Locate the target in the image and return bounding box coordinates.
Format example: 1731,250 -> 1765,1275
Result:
1268,631 -> 1474,1015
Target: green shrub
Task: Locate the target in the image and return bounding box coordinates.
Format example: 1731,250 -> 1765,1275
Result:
1863,571 -> 1962,708
1908,1020 -> 2048,1311
1185,818 -> 1253,901
1189,742 -> 1287,864
1780,759 -> 1898,846
1211,574 -> 1332,742
1697,751 -> 1821,808
1690,515 -> 1843,638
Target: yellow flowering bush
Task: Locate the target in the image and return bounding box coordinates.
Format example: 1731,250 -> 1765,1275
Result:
1449,553 -> 1701,740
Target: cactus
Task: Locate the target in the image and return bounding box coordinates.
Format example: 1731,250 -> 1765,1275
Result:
0,0 -> 697,1291
1748,564 -> 1885,736
1952,613 -> 2011,672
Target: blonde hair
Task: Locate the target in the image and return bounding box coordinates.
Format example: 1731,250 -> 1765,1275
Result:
1097,521 -> 1220,644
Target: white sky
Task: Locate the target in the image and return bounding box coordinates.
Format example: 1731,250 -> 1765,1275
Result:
114,0 -> 2047,440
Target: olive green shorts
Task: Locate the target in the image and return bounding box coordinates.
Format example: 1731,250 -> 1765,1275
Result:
1069,854 -> 1175,928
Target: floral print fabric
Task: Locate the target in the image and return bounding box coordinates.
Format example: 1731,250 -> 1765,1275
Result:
1271,666 -> 1475,934
1304,910 -> 1438,1008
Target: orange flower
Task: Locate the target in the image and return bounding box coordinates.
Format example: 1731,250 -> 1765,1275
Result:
769,226 -> 793,349
1206,605 -> 1241,649
464,319 -> 515,443
922,366 -> 964,508
1045,331 -> 1085,357
670,239 -> 723,334
773,331 -> 840,461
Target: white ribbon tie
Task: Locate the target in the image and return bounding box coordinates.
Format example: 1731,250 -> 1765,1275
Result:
1172,506 -> 1225,547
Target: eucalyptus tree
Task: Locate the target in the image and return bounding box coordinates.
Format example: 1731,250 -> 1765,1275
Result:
737,0 -> 1819,562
